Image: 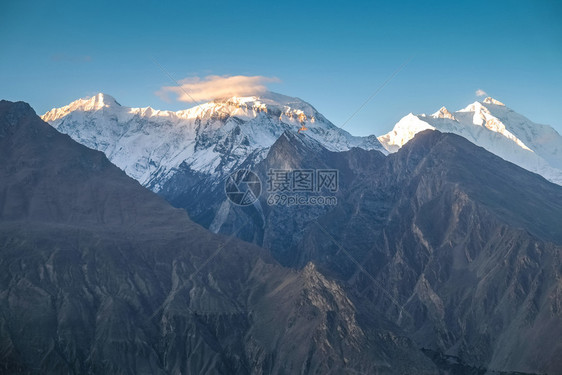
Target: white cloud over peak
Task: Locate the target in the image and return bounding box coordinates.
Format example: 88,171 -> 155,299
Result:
475,89 -> 487,97
157,75 -> 280,103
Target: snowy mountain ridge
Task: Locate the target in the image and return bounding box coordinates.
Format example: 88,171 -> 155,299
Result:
42,92 -> 385,191
43,93 -> 562,189
378,97 -> 562,185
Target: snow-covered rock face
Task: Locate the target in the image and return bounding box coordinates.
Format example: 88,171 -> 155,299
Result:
42,92 -> 386,191
378,97 -> 562,185
432,106 -> 456,121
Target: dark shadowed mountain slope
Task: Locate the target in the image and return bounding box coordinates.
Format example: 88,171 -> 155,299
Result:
0,100 -> 436,374
166,127 -> 562,374
160,130 -> 386,266
299,131 -> 562,374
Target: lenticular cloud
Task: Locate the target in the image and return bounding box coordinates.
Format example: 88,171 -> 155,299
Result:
158,75 -> 280,103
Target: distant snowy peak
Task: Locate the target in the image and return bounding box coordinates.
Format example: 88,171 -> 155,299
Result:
378,97 -> 562,185
44,91 -> 322,125
214,92 -> 317,115
455,100 -> 533,151
377,113 -> 434,153
42,93 -> 121,122
176,92 -> 322,124
483,97 -> 505,106
431,106 -> 457,121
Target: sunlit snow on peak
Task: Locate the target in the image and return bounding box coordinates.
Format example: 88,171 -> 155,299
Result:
378,97 -> 562,185
431,106 -> 457,121
483,97 -> 505,106
42,92 -> 385,192
42,93 -> 120,122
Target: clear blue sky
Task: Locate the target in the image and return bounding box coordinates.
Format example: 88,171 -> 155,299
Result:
1,0 -> 561,136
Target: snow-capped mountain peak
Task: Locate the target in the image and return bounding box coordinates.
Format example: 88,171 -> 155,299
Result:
42,93 -> 120,122
42,92 -> 385,192
431,106 -> 457,120
174,92 -> 321,126
377,113 -> 434,153
483,97 -> 505,106
214,91 -> 315,113
379,98 -> 562,185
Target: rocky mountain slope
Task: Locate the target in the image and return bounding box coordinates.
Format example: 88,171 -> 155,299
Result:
34,92 -> 562,374
173,127 -> 562,374
0,100 -> 435,374
293,130 -> 562,374
378,97 -> 562,185
163,130 -> 386,265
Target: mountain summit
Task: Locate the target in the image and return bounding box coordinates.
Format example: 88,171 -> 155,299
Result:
42,93 -> 120,121
378,97 -> 562,185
